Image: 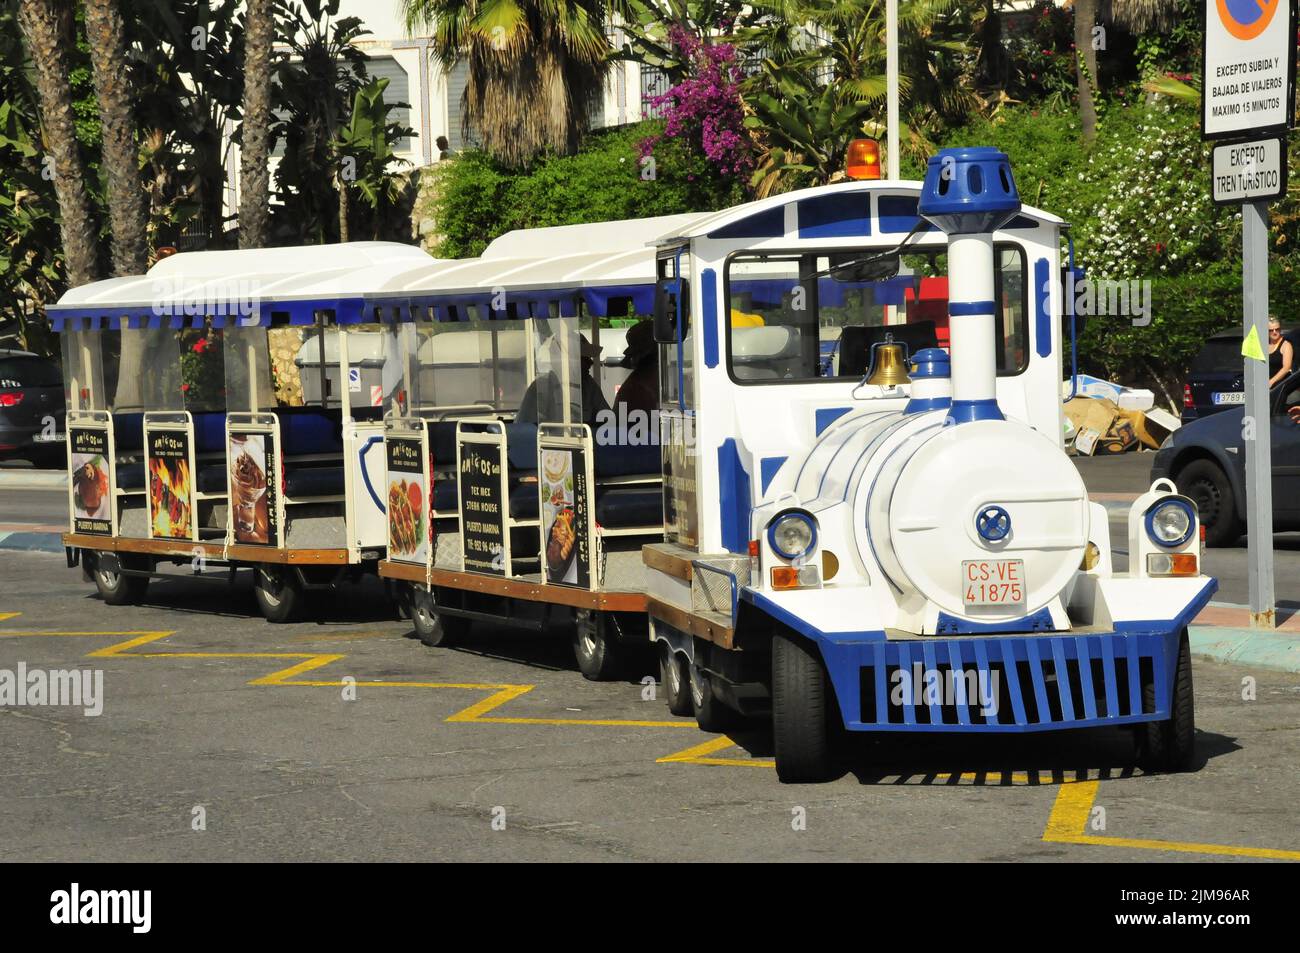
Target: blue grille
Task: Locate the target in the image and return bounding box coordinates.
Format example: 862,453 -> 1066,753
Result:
823,632 -> 1173,733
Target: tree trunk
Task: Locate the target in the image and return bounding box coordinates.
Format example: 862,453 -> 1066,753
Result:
1074,0 -> 1100,142
338,180 -> 350,243
83,0 -> 149,276
15,0 -> 99,287
239,0 -> 274,249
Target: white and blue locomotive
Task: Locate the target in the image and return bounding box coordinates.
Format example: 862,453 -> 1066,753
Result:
645,147 -> 1215,781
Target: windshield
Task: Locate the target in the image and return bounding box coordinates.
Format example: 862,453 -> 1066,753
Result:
724,245 -> 1028,383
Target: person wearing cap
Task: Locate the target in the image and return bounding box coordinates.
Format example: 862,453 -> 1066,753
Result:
516,333 -> 609,428
612,319 -> 658,417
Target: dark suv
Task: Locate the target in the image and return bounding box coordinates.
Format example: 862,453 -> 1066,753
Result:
0,349 -> 66,465
1183,326 -> 1300,424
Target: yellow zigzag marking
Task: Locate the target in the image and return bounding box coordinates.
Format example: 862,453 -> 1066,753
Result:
1043,779 -> 1300,861
0,623 -> 688,729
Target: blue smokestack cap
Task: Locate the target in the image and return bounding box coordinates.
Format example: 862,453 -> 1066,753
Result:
909,347 -> 950,379
917,147 -> 1021,236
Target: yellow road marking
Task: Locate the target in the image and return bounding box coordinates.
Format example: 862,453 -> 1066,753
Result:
1043,779 -> 1300,860
8,617 -> 1298,860
0,622 -> 693,732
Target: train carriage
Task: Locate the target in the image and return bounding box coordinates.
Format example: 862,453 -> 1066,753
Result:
51,242 -> 430,618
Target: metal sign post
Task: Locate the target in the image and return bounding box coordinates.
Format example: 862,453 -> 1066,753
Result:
1202,0 -> 1296,628
886,0 -> 899,181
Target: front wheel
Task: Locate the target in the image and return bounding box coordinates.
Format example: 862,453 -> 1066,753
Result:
410,585 -> 468,647
253,565 -> 302,623
573,610 -> 625,681
93,554 -> 149,606
772,633 -> 834,783
1177,459 -> 1240,547
1137,630 -> 1196,772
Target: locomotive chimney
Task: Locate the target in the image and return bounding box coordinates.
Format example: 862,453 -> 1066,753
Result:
916,147 -> 1021,424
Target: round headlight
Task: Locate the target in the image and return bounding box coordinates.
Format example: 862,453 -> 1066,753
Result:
768,511 -> 816,560
1145,498 -> 1194,548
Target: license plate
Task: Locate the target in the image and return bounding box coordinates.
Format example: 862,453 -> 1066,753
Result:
962,559 -> 1026,606
1212,391 -> 1245,405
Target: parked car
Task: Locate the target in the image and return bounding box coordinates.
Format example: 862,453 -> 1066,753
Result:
1182,326 -> 1300,424
0,349 -> 66,466
1153,368 -> 1300,546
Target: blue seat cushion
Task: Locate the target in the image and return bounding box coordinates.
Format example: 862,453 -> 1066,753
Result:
595,486 -> 662,528
430,421 -> 458,465
284,466 -> 345,497
509,481 -> 539,521
594,442 -> 660,478
197,464 -> 226,493
113,413 -> 144,451
118,461 -> 144,490
278,409 -> 343,455
193,412 -> 227,453
432,478 -> 457,513
505,422 -> 537,472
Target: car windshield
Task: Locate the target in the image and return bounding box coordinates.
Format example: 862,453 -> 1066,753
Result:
0,356 -> 60,388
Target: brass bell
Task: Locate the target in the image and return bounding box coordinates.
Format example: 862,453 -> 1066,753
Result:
866,334 -> 911,387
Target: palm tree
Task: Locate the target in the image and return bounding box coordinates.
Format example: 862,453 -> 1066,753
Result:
83,0 -> 149,275
239,0 -> 275,248
14,0 -> 99,286
1074,0 -> 1099,142
403,0 -> 617,168
1109,0 -> 1176,32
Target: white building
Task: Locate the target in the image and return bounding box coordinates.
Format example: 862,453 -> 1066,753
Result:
224,2 -> 648,224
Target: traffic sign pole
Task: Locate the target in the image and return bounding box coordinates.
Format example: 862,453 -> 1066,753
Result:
1242,198 -> 1275,628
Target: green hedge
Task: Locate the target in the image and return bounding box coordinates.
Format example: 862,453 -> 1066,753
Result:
433,121 -> 748,259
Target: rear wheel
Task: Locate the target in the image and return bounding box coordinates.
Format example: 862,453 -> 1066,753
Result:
772,633 -> 834,783
660,644 -> 693,716
93,554 -> 149,606
253,565 -> 302,623
1138,630 -> 1196,772
1177,459 -> 1240,547
573,610 -> 625,681
689,663 -> 736,733
410,585 -> 468,647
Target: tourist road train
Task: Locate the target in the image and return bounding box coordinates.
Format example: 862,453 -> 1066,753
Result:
49,146 -> 1214,781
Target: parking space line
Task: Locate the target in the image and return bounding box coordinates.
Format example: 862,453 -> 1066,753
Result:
657,736 -> 774,767
0,619 -> 693,732
1042,780 -> 1300,860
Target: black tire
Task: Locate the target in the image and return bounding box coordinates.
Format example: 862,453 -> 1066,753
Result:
1176,459 -> 1240,547
660,644 -> 693,716
410,585 -> 468,647
689,663 -> 737,733
1138,630 -> 1196,772
252,565 -> 302,624
573,609 -> 625,681
93,555 -> 149,606
772,633 -> 834,783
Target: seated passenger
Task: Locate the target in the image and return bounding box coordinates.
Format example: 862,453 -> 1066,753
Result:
516,335 -> 609,429
612,320 -> 658,417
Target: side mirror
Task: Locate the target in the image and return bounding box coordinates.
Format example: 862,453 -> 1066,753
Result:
653,277 -> 690,344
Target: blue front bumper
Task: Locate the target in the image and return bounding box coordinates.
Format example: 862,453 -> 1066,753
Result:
820,628 -> 1181,733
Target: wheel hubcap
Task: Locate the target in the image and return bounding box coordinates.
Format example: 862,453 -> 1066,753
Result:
1190,480 -> 1219,524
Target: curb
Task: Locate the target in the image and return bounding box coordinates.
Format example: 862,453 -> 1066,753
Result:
1188,625 -> 1300,675
0,469 -> 65,489
0,531 -> 64,554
